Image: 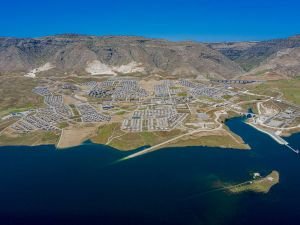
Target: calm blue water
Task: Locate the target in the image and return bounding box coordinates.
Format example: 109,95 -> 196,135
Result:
0,117 -> 299,225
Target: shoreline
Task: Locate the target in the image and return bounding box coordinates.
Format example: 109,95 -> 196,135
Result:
2,119 -> 299,153
245,122 -> 288,145
0,137 -> 249,152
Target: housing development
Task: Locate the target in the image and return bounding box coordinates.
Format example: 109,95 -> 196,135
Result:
1,74 -> 299,154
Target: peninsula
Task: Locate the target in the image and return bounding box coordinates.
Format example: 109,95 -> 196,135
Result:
228,171 -> 280,194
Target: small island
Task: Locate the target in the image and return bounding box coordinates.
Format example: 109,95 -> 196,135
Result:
228,171 -> 279,194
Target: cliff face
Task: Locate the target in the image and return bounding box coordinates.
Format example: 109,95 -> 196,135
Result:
0,35 -> 243,79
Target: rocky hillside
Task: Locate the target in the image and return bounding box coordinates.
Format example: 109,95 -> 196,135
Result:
207,42 -> 258,61
1,34 -> 300,80
208,35 -> 300,72
244,47 -> 300,78
0,34 -> 244,79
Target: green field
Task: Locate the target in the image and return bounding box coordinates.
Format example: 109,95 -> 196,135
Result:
251,78 -> 300,104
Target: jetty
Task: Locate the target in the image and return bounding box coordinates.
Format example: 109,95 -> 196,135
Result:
286,145 -> 300,154
246,122 -> 288,145
246,122 -> 299,154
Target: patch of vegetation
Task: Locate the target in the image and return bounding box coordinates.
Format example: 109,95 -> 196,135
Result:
115,111 -> 126,115
169,86 -> 180,89
0,77 -> 44,117
251,78 -> 300,104
109,133 -> 148,150
177,92 -> 187,97
222,95 -> 233,100
229,171 -> 279,194
237,94 -> 264,102
91,123 -> 122,144
0,131 -> 59,146
109,129 -> 183,151
69,104 -> 80,116
168,134 -> 248,149
254,69 -> 269,76
58,122 -> 69,129
41,132 -> 60,143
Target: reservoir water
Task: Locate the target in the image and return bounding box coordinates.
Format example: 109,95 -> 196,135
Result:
0,117 -> 299,225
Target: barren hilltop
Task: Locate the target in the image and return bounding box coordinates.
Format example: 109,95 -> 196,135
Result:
0,34 -> 243,80
1,34 -> 300,80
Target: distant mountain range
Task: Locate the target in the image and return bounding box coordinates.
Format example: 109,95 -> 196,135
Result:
1,34 -> 300,80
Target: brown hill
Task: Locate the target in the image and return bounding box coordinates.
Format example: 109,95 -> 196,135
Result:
208,35 -> 300,72
242,47 -> 300,80
0,35 -> 243,79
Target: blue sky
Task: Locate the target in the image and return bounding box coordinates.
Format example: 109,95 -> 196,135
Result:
1,0 -> 300,41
